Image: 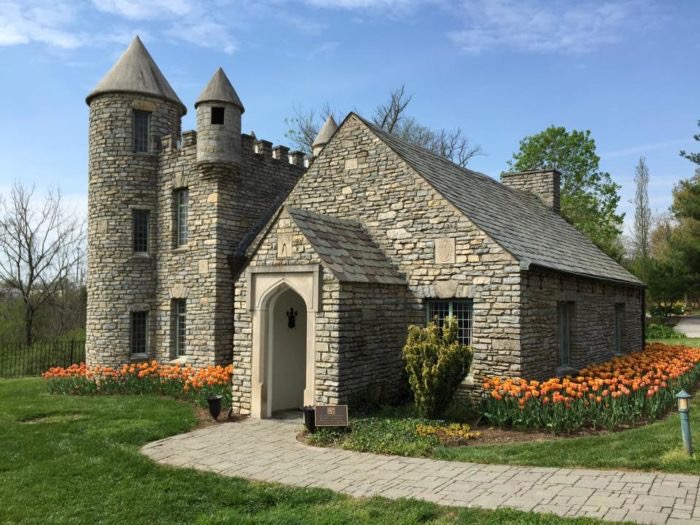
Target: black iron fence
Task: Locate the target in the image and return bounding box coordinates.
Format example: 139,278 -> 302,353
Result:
0,340 -> 86,378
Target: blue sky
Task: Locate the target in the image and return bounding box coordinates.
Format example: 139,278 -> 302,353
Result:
0,0 -> 698,236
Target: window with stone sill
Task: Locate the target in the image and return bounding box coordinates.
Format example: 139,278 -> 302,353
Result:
424,299 -> 473,346
133,110 -> 151,153
173,299 -> 187,357
130,311 -> 148,356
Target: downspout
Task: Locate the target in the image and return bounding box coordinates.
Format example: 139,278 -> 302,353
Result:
641,288 -> 646,349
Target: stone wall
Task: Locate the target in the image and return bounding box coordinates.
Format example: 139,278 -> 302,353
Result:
501,170 -> 561,213
232,211 -> 340,413
151,132 -> 302,366
337,281 -> 410,405
87,90 -> 302,368
232,114 -> 525,414
86,93 -> 182,367
520,268 -> 644,379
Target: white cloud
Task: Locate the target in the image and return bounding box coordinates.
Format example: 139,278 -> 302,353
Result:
91,0 -> 191,20
447,0 -> 656,54
165,20 -> 237,55
0,1 -> 84,48
303,0 -> 422,8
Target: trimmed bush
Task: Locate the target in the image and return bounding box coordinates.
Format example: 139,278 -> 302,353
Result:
402,317 -> 472,419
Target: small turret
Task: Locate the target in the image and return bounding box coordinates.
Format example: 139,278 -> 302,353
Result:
195,68 -> 244,165
312,116 -> 338,158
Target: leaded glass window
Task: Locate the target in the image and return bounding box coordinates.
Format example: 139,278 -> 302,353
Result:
132,209 -> 149,253
133,110 -> 150,153
175,189 -> 188,247
425,299 -> 473,346
130,311 -> 148,355
557,302 -> 574,366
174,299 -> 187,357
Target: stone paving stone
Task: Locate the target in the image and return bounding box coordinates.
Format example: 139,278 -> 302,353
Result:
140,418 -> 700,524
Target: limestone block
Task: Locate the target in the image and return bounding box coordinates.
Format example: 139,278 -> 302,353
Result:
435,238 -> 456,264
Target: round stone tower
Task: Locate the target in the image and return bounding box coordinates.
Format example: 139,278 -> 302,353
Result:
85,36 -> 186,366
195,68 -> 244,166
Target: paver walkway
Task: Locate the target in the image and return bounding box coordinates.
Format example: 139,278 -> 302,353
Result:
676,317 -> 700,338
142,417 -> 700,524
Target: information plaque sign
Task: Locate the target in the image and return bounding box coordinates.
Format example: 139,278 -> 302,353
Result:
314,405 -> 349,427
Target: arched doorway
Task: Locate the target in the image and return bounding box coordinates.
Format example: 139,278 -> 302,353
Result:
268,287 -> 307,414
249,265 -> 319,419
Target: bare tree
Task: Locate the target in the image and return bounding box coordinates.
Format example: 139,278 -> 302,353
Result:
632,157 -> 652,280
284,103 -> 338,155
0,182 -> 85,345
285,85 -> 481,167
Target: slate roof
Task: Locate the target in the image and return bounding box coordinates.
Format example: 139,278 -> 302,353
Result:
86,37 -> 186,114
195,67 -> 244,112
287,207 -> 405,285
354,115 -> 642,286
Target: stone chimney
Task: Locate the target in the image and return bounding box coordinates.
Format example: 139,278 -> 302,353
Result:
501,169 -> 561,214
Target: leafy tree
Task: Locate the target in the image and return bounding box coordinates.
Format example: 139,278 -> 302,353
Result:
680,120 -> 700,165
631,157 -> 652,281
668,170 -> 700,296
285,85 -> 481,167
508,126 -> 624,259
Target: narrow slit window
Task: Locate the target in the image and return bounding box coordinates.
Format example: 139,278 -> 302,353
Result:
132,209 -> 149,253
175,189 -> 188,247
614,303 -> 625,355
130,311 -> 148,355
174,299 -> 187,357
133,110 -> 151,153
557,302 -> 574,366
424,299 -> 473,346
211,106 -> 225,125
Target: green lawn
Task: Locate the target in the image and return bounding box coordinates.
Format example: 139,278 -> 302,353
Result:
0,379 -> 604,525
649,337 -> 700,347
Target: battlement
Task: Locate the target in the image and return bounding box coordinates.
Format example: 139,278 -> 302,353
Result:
160,130 -> 307,168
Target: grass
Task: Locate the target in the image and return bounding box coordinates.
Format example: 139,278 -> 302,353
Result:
649,337 -> 700,347
0,378 -> 603,525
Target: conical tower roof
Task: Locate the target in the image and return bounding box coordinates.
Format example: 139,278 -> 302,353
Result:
312,116 -> 338,148
195,68 -> 244,113
86,36 -> 186,114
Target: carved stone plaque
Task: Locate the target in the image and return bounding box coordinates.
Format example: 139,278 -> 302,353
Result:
277,233 -> 293,258
314,405 -> 349,427
435,238 -> 456,264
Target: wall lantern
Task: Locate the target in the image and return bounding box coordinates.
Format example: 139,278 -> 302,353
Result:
287,308 -> 298,329
676,390 -> 693,455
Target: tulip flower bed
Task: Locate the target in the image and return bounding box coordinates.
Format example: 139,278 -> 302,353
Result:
481,343 -> 700,434
43,361 -> 233,408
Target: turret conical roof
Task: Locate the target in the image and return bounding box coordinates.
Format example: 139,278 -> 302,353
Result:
195,68 -> 244,113
86,36 -> 186,114
312,116 -> 339,147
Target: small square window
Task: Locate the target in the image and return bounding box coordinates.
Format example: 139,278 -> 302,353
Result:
211,106 -> 225,125
130,311 -> 148,355
132,210 -> 149,253
133,110 -> 151,153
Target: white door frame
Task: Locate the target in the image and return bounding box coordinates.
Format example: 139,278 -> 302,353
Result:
248,265 -> 321,419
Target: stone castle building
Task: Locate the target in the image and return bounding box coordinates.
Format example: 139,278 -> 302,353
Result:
87,38 -> 644,417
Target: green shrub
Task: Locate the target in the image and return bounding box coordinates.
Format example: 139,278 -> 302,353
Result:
402,317 -> 472,419
647,323 -> 687,339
